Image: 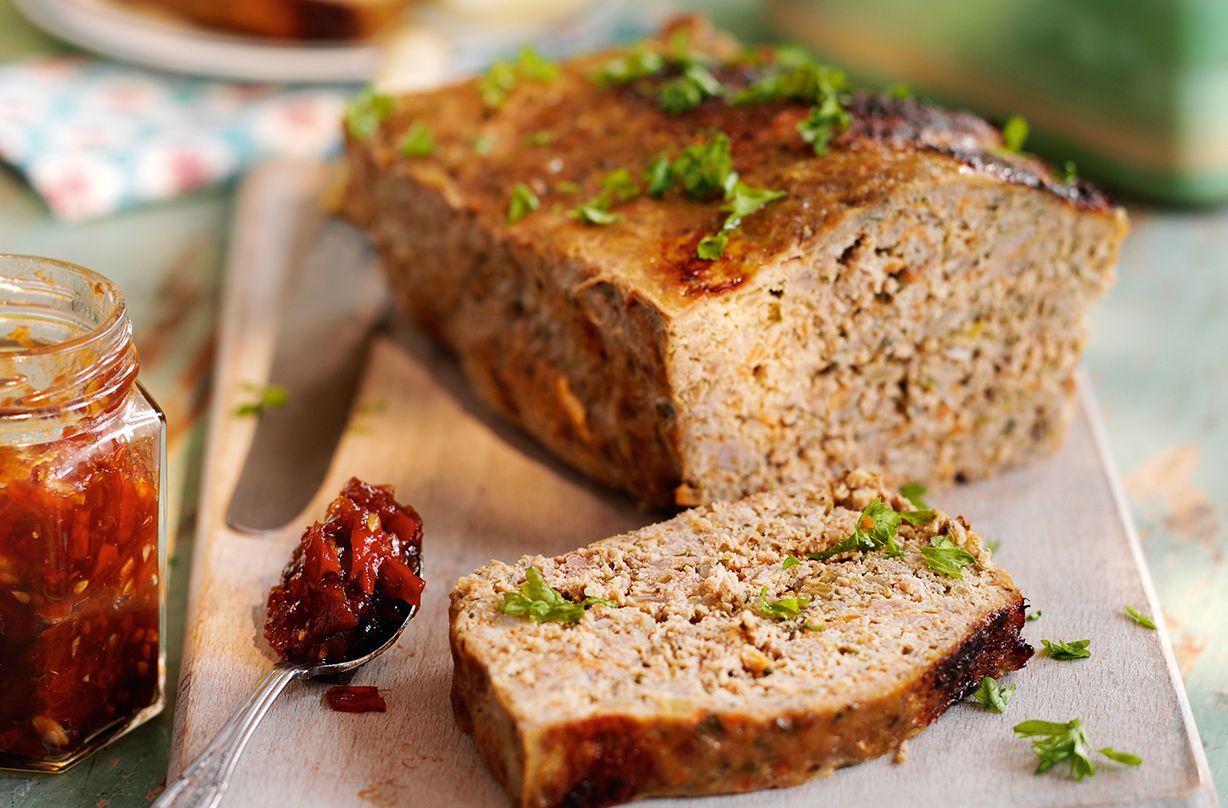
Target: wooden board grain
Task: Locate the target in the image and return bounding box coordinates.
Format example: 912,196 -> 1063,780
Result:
168,163 -> 1217,808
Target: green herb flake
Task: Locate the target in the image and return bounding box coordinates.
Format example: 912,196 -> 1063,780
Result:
1125,605 -> 1157,630
499,565 -> 615,623
722,182 -> 786,228
810,497 -> 904,561
886,81 -> 913,99
555,180 -> 581,194
971,675 -> 1016,713
986,539 -> 1001,554
899,482 -> 930,510
398,121 -> 435,157
1042,638 -> 1091,660
479,60 -> 518,109
473,135 -> 495,155
900,509 -> 935,525
644,154 -> 674,196
1026,609 -> 1042,622
672,134 -> 735,200
658,63 -> 723,115
524,130 -> 554,147
1002,114 -> 1029,153
733,56 -> 847,106
782,555 -> 799,570
235,383 -> 289,417
516,46 -> 559,82
1054,159 -> 1079,183
697,231 -> 729,260
1014,718 -> 1141,780
595,43 -> 665,86
803,622 -> 825,631
759,586 -> 811,620
797,95 -> 852,156
569,204 -> 623,226
921,535 -> 977,578
344,88 -> 395,139
506,182 -> 540,224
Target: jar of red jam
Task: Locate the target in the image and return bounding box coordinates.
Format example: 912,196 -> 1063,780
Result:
0,255 -> 166,772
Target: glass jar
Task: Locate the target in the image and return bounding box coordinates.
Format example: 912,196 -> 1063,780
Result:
0,255 -> 166,772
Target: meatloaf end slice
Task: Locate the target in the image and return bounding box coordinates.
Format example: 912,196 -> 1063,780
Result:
346,18 -> 1128,508
449,469 -> 1032,808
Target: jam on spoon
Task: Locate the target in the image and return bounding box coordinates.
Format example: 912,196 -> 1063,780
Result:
264,477 -> 424,663
155,478 -> 423,808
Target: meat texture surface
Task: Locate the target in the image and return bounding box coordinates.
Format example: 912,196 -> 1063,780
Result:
346,18 -> 1128,507
450,469 -> 1032,808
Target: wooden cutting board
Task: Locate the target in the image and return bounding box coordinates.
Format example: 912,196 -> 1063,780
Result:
168,163 -> 1217,808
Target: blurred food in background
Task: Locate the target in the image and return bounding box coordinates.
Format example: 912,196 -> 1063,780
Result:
113,0 -> 416,40
768,0 -> 1228,204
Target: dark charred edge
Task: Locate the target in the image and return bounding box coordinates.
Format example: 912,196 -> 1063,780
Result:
548,716 -> 660,808
842,93 -> 1116,214
925,598 -> 1034,721
295,1 -> 366,40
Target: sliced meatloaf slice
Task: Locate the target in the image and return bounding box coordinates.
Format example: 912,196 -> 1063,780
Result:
450,469 -> 1032,808
346,17 -> 1129,508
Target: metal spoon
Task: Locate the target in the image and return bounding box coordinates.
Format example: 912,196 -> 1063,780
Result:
153,584 -> 420,808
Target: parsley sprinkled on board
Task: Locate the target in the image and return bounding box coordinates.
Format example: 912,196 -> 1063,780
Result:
1042,638 -> 1091,660
506,183 -> 540,224
811,498 -> 904,560
1002,114 -> 1029,153
235,383 -> 288,417
1125,605 -> 1157,630
499,566 -> 614,623
1026,609 -> 1042,622
921,535 -> 977,578
985,539 -> 1001,554
398,121 -> 434,157
781,555 -> 799,570
1013,718 -> 1141,780
345,88 -> 394,139
899,482 -> 930,510
759,586 -> 810,620
971,675 -> 1015,713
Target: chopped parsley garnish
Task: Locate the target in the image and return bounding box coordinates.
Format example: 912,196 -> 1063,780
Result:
899,482 -> 930,510
986,539 -> 1001,554
668,134 -> 736,200
398,121 -> 434,157
658,63 -> 723,115
1026,609 -> 1042,622
506,183 -> 540,224
499,565 -> 614,623
1002,114 -> 1029,153
732,55 -> 847,106
515,46 -> 559,82
1013,718 -> 1142,780
524,130 -> 553,146
644,155 -> 673,196
479,48 -> 558,109
811,498 -> 904,561
1042,638 -> 1091,660
886,81 -> 912,99
781,555 -> 799,570
554,180 -> 581,194
235,383 -> 288,417
1054,160 -> 1079,183
479,61 -> 518,108
920,535 -> 977,578
568,168 -> 640,226
900,509 -> 935,525
344,88 -> 394,139
971,675 -> 1015,713
797,95 -> 851,156
472,135 -> 494,155
1125,605 -> 1157,630
697,231 -> 730,260
759,586 -> 810,620
595,43 -> 666,86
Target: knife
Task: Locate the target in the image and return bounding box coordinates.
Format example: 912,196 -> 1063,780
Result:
225,213 -> 387,534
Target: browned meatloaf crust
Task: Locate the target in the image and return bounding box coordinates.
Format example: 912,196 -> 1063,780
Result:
346,18 -> 1128,508
450,469 -> 1032,808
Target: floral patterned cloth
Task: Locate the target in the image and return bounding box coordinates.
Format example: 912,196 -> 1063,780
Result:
0,56 -> 346,220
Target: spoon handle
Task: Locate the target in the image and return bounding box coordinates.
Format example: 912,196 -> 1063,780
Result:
153,664 -> 301,808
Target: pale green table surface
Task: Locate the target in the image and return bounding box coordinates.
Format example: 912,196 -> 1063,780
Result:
0,1 -> 1224,805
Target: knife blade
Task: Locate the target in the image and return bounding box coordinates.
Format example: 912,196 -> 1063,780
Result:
225,213 -> 386,534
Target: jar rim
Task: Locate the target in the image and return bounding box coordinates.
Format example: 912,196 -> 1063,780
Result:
0,253 -> 127,359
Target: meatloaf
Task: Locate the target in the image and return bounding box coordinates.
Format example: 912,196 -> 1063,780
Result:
450,469 -> 1032,808
345,17 -> 1128,508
